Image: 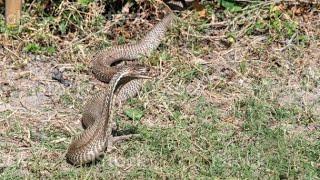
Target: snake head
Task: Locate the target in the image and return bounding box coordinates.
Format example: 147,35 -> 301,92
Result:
128,65 -> 159,79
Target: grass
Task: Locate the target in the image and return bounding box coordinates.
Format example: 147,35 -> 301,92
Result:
0,0 -> 319,179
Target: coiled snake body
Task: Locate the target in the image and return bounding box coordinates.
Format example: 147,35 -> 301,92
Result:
66,65 -> 156,165
66,13 -> 177,165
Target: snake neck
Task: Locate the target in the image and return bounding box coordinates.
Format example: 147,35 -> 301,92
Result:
101,70 -> 129,130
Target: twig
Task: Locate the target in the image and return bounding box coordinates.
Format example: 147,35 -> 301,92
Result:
27,0 -> 36,12
3,46 -> 24,61
274,33 -> 297,51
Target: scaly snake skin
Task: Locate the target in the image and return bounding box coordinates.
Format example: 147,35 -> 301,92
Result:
66,65 -> 156,165
92,13 -> 176,83
66,13 -> 177,165
83,13 -> 176,129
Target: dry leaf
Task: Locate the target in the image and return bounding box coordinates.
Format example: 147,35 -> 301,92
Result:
198,9 -> 207,17
224,117 -> 233,123
192,0 -> 205,11
121,2 -> 133,14
272,5 -> 286,12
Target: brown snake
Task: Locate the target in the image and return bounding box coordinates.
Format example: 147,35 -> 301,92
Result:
66,65 -> 157,165
66,12 -> 177,165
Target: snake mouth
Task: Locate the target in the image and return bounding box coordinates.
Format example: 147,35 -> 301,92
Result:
140,70 -> 160,79
142,75 -> 153,79
136,74 -> 154,79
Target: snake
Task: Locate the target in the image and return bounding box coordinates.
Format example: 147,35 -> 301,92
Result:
66,65 -> 157,165
65,11 -> 178,165
82,12 -> 176,128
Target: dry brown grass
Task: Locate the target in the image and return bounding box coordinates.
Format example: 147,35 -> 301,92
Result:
0,0 -> 319,179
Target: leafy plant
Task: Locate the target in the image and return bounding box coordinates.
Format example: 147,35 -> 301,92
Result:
23,42 -> 55,54
124,108 -> 143,121
220,0 -> 242,11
